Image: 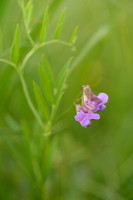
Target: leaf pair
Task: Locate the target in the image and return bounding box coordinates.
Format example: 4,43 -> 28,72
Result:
40,8 -> 78,43
33,56 -> 72,123
40,8 -> 66,42
18,0 -> 33,31
33,56 -> 54,122
25,0 -> 33,31
55,9 -> 78,44
51,58 -> 72,121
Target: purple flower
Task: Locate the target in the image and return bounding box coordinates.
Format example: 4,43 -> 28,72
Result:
82,85 -> 108,113
74,85 -> 108,127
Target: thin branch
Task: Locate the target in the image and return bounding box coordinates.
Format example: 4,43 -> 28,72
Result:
19,73 -> 44,129
21,39 -> 72,70
24,20 -> 35,47
0,58 -> 16,68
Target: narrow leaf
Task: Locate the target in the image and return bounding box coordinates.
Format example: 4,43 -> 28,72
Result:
25,0 -> 32,15
42,55 -> 55,88
11,24 -> 20,63
33,81 -> 50,121
55,58 -> 72,102
24,0 -> 33,30
56,58 -> 72,88
70,26 -> 78,44
39,65 -> 54,105
26,5 -> 33,29
54,9 -> 66,39
40,7 -> 49,43
51,92 -> 64,121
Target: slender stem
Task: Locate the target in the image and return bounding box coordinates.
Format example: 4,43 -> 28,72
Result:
24,20 -> 35,47
19,73 -> 44,128
57,40 -> 72,47
0,58 -> 44,129
21,47 -> 35,70
21,40 -> 71,70
0,58 -> 16,68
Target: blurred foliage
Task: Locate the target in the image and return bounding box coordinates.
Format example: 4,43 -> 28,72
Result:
1,0 -> 133,199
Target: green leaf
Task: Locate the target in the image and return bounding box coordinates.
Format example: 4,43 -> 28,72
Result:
70,26 -> 78,44
38,65 -> 54,105
42,55 -> 55,88
54,9 -> 66,39
25,0 -> 33,28
51,92 -> 64,121
33,81 -> 50,121
25,0 -> 32,12
11,24 -> 20,63
55,58 -> 72,102
40,7 -> 49,43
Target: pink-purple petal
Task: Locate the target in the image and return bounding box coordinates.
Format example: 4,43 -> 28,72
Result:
89,113 -> 100,120
74,113 -> 100,123
97,93 -> 108,104
75,112 -> 89,122
81,118 -> 91,127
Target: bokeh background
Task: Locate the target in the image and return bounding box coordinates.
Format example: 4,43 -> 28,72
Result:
0,0 -> 133,199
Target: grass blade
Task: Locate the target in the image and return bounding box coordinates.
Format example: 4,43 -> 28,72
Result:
40,7 -> 49,43
38,65 -> 54,105
54,9 -> 66,39
33,81 -> 50,121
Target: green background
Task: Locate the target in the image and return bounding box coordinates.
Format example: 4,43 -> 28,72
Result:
0,0 -> 133,199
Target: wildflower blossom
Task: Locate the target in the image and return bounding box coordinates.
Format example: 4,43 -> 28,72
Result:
74,85 -> 108,127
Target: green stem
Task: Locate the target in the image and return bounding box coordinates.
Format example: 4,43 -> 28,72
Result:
24,20 -> 35,47
0,58 -> 16,68
21,39 -> 71,70
19,73 -> 44,128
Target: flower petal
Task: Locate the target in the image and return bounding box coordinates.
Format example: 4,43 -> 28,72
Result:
98,105 -> 106,112
88,113 -> 100,120
81,118 -> 91,127
74,112 -> 88,122
97,93 -> 108,104
74,112 -> 100,123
